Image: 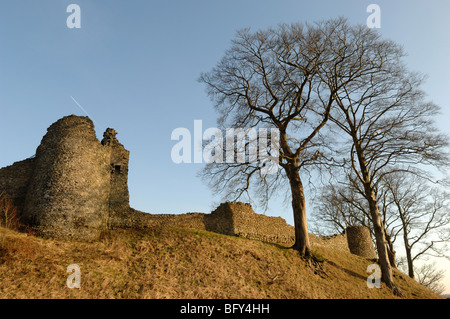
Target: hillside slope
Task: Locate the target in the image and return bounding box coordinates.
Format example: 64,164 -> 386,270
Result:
0,226 -> 442,299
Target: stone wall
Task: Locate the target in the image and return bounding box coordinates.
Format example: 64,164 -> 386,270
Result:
131,202 -> 380,258
205,202 -> 296,245
102,128 -> 131,229
134,202 -> 361,256
135,210 -> 207,230
132,202 -> 296,245
0,158 -> 35,214
309,233 -> 350,254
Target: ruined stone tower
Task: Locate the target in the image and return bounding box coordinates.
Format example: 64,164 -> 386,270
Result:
5,115 -> 132,240
101,128 -> 131,228
346,225 -> 377,259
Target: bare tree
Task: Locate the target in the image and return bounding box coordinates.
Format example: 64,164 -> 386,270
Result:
312,171 -> 399,267
313,168 -> 450,280
199,20 -> 450,293
384,172 -> 450,279
199,20 -> 345,257
199,18 -> 416,257
398,258 -> 447,295
311,182 -> 371,235
415,262 -> 447,295
315,20 -> 450,292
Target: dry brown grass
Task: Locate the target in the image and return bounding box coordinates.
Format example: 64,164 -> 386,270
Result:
0,226 -> 442,299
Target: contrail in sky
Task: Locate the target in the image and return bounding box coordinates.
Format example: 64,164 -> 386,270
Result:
69,96 -> 102,128
70,96 -> 91,118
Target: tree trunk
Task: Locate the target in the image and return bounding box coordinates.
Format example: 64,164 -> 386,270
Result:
285,165 -> 311,257
400,215 -> 415,278
405,244 -> 414,278
354,143 -> 399,294
366,192 -> 396,287
385,231 -> 397,269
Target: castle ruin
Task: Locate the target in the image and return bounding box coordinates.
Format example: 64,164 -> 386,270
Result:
0,115 -> 130,240
0,115 -> 376,258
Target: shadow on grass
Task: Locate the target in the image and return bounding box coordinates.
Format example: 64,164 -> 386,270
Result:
326,260 -> 367,281
263,242 -> 292,250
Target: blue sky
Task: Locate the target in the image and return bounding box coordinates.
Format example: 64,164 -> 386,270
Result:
1,0 -> 450,293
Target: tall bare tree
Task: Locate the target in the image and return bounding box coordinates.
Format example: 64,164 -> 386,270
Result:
383,172 -> 450,279
199,20 -> 345,257
199,19 -> 450,294
320,21 -> 450,292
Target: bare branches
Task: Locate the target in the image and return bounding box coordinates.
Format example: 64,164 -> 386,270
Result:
199,20 -> 348,210
314,168 -> 450,280
414,262 -> 447,294
0,191 -> 20,230
199,17 -> 450,263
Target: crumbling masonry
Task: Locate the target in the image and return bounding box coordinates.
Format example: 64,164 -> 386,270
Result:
0,115 -> 376,258
0,115 -> 130,240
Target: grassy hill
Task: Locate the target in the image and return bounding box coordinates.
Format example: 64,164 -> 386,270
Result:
0,226 -> 442,299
